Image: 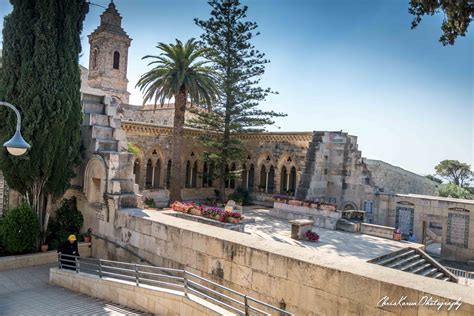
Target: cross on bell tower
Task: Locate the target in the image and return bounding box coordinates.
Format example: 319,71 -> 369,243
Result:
88,1 -> 132,104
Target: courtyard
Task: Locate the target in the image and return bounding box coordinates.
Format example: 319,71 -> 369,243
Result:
241,207 -> 420,262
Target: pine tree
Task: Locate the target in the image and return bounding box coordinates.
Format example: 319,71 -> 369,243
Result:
191,0 -> 286,201
0,0 -> 88,242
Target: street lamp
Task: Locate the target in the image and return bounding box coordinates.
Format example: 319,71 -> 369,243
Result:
1,101 -> 31,156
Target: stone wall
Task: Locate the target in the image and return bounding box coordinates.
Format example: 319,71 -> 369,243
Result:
272,202 -> 342,229
91,208 -> 474,315
377,193 -> 474,262
49,268 -> 227,315
365,159 -> 438,195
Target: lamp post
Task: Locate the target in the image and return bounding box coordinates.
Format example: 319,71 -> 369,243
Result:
0,101 -> 31,156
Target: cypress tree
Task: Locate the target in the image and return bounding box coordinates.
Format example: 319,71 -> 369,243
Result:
0,0 -> 88,239
191,0 -> 286,201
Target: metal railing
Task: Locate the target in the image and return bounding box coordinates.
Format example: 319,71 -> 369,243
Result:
58,254 -> 293,316
446,267 -> 474,286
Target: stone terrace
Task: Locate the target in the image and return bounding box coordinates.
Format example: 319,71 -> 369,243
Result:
242,207 -> 422,261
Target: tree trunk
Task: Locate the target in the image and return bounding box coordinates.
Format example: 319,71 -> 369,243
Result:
219,161 -> 227,203
168,87 -> 187,204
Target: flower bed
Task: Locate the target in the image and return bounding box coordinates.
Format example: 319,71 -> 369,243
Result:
171,202 -> 243,223
305,230 -> 320,242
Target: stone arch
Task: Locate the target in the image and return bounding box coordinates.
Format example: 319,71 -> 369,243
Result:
248,164 -> 255,192
113,51 -> 120,69
133,158 -> 142,187
145,159 -> 153,189
84,155 -> 107,204
343,201 -> 358,210
268,165 -> 275,193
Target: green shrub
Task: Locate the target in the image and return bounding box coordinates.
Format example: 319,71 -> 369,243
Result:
55,197 -> 83,234
46,197 -> 83,249
0,203 -> 39,254
144,198 -> 157,208
228,188 -> 251,206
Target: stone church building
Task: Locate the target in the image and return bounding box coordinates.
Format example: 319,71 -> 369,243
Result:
0,2 -> 472,263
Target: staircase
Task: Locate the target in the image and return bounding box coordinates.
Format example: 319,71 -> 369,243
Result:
369,247 -> 458,283
81,93 -> 139,209
296,132 -> 324,200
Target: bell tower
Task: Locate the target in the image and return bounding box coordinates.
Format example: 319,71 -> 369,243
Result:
88,1 -> 131,104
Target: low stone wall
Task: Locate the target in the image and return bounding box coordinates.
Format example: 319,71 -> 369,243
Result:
49,268 -> 229,315
336,219 -> 361,233
165,211 -> 252,233
273,202 -> 342,229
92,209 -> 474,315
360,223 -> 394,240
0,242 -> 91,271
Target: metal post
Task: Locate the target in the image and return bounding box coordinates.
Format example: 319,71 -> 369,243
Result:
183,271 -> 188,297
244,295 -> 249,316
58,254 -> 62,269
75,256 -> 79,273
98,259 -> 102,278
135,264 -> 139,286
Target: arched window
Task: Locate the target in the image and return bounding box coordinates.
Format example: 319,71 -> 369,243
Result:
113,51 -> 120,69
133,160 -> 141,186
153,159 -> 161,189
192,161 -> 198,188
185,161 -> 191,188
248,164 -> 255,192
208,162 -> 214,187
259,165 -> 267,191
145,159 -> 153,189
268,165 -> 275,193
92,48 -> 98,69
280,166 -> 288,193
166,160 -> 172,189
289,166 -> 297,194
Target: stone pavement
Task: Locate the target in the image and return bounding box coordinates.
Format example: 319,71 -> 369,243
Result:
243,208 -> 419,261
0,263 -> 149,315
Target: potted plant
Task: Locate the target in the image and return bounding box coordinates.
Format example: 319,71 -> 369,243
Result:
84,228 -> 92,243
40,230 -> 50,252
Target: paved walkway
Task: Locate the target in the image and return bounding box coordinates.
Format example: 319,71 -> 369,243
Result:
243,208 -> 419,261
0,263 -> 148,315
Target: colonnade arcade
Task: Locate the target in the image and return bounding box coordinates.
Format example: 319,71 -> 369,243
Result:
131,146 -> 300,196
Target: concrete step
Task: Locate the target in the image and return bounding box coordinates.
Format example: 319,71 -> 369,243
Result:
83,113 -> 110,126
83,101 -> 105,114
97,139 -> 118,152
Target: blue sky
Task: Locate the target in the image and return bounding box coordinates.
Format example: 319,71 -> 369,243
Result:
1,0 -> 472,176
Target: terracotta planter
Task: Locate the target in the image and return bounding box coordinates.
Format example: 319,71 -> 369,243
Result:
84,236 -> 92,243
393,233 -> 401,241
41,244 -> 49,252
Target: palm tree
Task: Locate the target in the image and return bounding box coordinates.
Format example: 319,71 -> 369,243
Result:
136,38 -> 217,203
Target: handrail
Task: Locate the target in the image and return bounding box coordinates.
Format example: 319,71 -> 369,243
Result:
58,253 -> 293,315
446,267 -> 474,286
